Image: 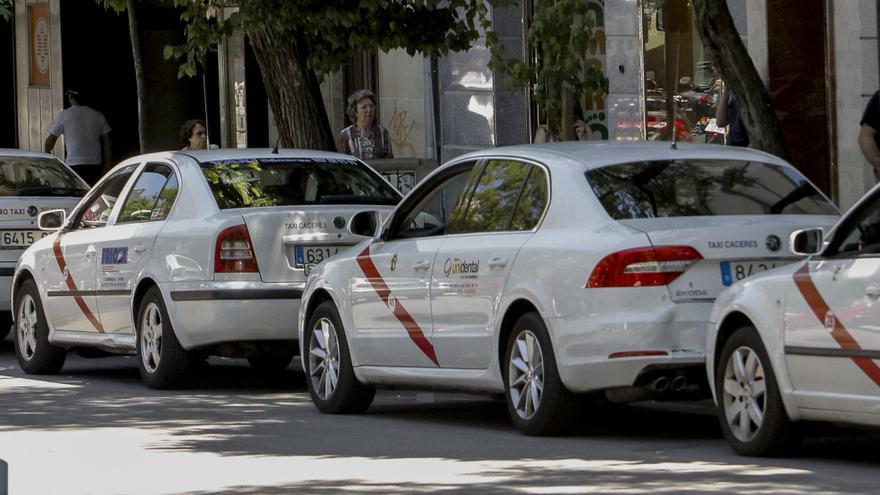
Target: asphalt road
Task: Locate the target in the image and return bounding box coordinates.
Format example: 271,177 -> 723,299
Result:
1,335 -> 879,494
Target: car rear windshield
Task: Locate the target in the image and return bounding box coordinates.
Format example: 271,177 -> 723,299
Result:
585,159 -> 838,219
0,156 -> 88,197
199,157 -> 401,209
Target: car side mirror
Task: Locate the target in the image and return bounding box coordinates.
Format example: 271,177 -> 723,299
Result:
790,228 -> 823,256
37,209 -> 66,231
348,210 -> 380,238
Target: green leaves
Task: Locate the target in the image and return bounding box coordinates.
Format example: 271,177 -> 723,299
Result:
0,0 -> 12,21
486,0 -> 609,131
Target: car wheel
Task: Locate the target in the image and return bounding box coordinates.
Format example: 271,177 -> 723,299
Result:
14,279 -> 65,374
504,312 -> 579,435
305,300 -> 375,413
136,287 -> 193,389
247,349 -> 295,372
0,311 -> 12,341
716,325 -> 800,456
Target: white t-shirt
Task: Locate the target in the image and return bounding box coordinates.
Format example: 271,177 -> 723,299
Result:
47,106 -> 111,165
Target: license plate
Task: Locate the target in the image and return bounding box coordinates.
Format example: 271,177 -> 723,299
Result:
720,260 -> 793,286
294,245 -> 345,275
0,230 -> 49,250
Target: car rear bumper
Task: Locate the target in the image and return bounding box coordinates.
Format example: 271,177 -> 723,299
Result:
549,294 -> 714,392
160,281 -> 303,350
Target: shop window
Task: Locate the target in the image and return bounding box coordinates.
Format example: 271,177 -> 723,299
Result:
642,0 -> 723,144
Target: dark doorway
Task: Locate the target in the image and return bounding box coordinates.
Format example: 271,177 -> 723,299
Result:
767,0 -> 831,195
0,16 -> 16,148
244,38 -> 269,148
59,1 -> 219,162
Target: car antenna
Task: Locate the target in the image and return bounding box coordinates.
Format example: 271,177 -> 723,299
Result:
271,134 -> 282,154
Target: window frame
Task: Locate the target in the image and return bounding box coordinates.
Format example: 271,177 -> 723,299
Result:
66,164 -> 139,231
116,162 -> 179,225
821,189 -> 880,259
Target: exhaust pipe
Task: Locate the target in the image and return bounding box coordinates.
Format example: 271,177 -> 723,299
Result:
651,376 -> 670,393
671,375 -> 687,392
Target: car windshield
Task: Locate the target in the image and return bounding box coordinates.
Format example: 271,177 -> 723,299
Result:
199,157 -> 401,209
585,159 -> 839,219
0,156 -> 88,197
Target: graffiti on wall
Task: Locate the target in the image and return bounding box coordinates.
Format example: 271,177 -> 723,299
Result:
387,103 -> 417,157
584,0 -> 608,140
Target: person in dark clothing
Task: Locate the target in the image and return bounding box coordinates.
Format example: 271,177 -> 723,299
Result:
859,90 -> 880,179
715,83 -> 749,147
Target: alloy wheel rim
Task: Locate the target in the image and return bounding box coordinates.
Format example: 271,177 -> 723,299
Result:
308,317 -> 339,400
17,294 -> 38,361
722,345 -> 767,442
140,302 -> 163,373
508,330 -> 544,420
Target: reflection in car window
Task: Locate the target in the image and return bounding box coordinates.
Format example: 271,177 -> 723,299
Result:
833,195 -> 880,256
451,160 -> 531,234
585,160 -> 838,219
396,169 -> 474,239
118,164 -> 175,223
76,165 -> 137,229
510,166 -> 549,231
152,175 -> 179,221
200,157 -> 400,209
0,156 -> 88,197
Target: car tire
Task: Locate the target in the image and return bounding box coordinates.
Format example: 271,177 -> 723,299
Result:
136,287 -> 193,389
305,300 -> 375,414
0,311 -> 12,341
14,279 -> 66,374
716,325 -> 800,456
247,349 -> 294,372
504,312 -> 580,436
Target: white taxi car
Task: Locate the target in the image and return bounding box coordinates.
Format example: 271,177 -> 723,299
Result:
0,150 -> 88,340
708,180 -> 880,456
299,142 -> 840,435
12,149 -> 401,388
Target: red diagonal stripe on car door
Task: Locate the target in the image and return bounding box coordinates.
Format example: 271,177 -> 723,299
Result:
53,236 -> 104,333
356,245 -> 439,366
793,263 -> 880,385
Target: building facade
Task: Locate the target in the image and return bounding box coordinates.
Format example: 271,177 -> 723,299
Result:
3,0 -> 878,207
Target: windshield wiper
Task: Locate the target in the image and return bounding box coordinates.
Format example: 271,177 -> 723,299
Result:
318,194 -> 399,205
15,186 -> 88,197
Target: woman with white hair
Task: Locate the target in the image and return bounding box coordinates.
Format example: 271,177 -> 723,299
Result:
335,89 -> 393,159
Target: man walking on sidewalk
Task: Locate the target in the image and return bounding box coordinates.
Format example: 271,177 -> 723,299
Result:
44,88 -> 112,186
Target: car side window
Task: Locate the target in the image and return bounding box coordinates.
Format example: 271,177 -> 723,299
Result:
449,160 -> 532,234
830,194 -> 880,257
118,164 -> 176,223
394,166 -> 476,239
72,165 -> 137,230
510,166 -> 549,231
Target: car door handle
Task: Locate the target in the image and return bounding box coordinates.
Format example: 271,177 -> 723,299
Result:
134,244 -> 147,253
85,246 -> 96,257
413,260 -> 431,271
866,285 -> 880,299
488,257 -> 508,268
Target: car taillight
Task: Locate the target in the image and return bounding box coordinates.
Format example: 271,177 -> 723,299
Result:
215,224 -> 259,273
587,246 -> 702,288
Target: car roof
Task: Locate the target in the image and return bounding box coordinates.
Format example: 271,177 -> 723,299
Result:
0,149 -> 62,160
448,141 -> 790,171
176,148 -> 361,163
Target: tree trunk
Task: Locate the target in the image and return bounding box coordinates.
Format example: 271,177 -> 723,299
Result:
692,0 -> 788,160
245,26 -> 335,151
126,0 -> 146,153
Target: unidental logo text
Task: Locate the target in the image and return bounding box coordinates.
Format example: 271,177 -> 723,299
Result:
443,258 -> 479,278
